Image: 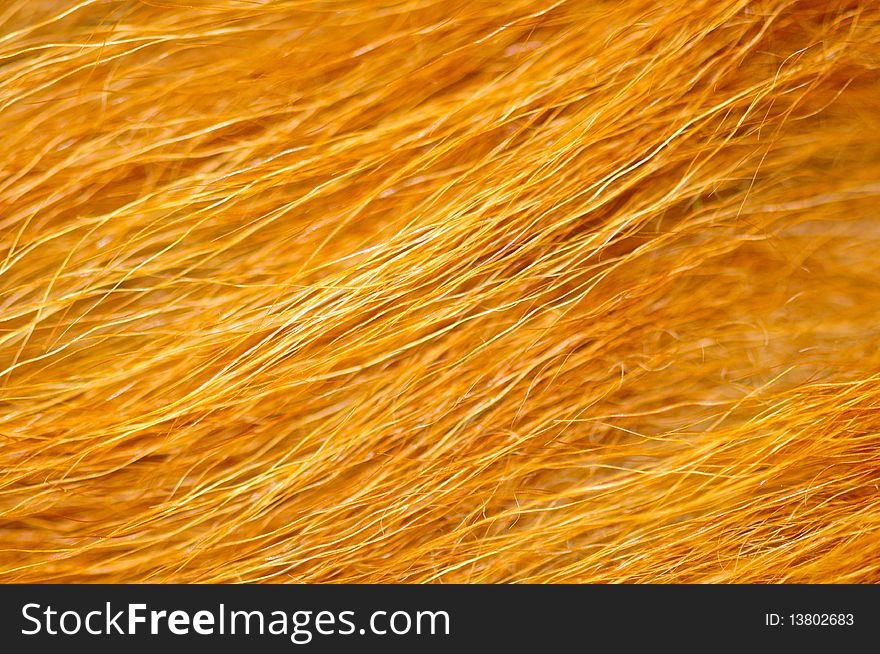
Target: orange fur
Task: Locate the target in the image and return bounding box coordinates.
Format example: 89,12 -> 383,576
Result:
0,0 -> 879,582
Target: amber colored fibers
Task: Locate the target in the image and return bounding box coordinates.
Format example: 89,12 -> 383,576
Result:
0,0 -> 878,583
